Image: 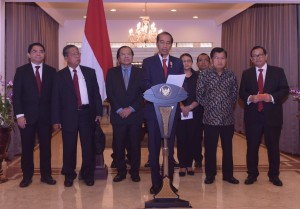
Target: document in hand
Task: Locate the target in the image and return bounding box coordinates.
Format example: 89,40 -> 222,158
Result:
166,74 -> 185,87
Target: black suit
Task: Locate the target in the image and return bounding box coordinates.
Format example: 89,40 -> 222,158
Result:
141,54 -> 184,186
239,65 -> 289,178
106,66 -> 143,177
52,65 -> 102,181
13,63 -> 56,180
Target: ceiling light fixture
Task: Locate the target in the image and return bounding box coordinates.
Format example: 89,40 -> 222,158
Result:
193,16 -> 198,19
171,9 -> 177,12
128,2 -> 163,46
110,9 -> 117,12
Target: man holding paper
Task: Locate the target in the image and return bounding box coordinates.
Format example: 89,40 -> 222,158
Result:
141,31 -> 184,195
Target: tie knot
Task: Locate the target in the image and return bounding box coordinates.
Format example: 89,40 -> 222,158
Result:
259,69 -> 263,73
124,68 -> 128,72
73,69 -> 77,73
35,66 -> 40,70
163,58 -> 167,63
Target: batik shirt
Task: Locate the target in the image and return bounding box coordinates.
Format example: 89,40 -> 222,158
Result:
196,68 -> 238,126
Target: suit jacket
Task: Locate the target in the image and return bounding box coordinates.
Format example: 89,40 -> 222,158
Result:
106,66 -> 143,125
51,65 -> 102,131
141,54 -> 184,120
13,63 -> 56,125
239,65 -> 289,127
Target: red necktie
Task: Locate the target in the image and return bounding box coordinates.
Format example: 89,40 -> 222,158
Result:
73,69 -> 82,107
35,66 -> 42,96
162,58 -> 168,78
258,69 -> 264,112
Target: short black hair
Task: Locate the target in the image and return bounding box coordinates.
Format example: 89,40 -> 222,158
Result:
197,53 -> 210,62
156,31 -> 173,44
250,46 -> 267,56
63,44 -> 78,57
180,53 -> 193,63
116,46 -> 134,59
210,47 -> 227,59
28,42 -> 45,53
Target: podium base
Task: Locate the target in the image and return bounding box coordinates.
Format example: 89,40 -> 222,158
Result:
145,198 -> 191,208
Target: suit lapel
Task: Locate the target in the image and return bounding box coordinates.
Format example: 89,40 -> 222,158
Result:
264,65 -> 272,92
26,64 -> 39,95
62,67 -> 76,96
154,54 -> 166,79
250,67 -> 259,93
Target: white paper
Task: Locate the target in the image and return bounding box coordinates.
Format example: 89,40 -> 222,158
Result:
166,74 -> 185,87
181,111 -> 193,120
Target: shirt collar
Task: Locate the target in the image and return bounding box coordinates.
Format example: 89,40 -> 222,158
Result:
158,54 -> 170,62
121,64 -> 132,71
255,63 -> 267,72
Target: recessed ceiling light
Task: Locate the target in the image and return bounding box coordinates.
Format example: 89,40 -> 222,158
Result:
193,16 -> 198,19
110,9 -> 117,12
171,9 -> 177,12
83,16 -> 86,19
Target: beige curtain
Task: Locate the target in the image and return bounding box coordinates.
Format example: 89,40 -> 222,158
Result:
5,2 -> 59,82
222,4 -> 299,154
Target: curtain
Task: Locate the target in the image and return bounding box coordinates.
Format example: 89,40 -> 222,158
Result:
5,2 -> 59,82
222,4 -> 300,154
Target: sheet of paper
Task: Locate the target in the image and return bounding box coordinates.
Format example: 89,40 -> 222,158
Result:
181,111 -> 193,120
166,74 -> 185,87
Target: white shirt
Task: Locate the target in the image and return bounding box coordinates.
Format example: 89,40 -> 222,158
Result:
158,54 -> 169,67
247,63 -> 274,104
68,66 -> 89,105
32,62 -> 43,82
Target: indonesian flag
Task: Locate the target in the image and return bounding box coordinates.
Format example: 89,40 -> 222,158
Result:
81,0 -> 113,101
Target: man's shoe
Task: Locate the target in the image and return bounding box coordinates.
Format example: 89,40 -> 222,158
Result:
41,176 -> 56,185
194,161 -> 202,168
131,175 -> 141,182
85,179 -> 95,186
113,173 -> 126,182
19,178 -> 32,188
64,180 -> 73,187
269,177 -> 283,186
223,176 -> 239,184
150,184 -> 161,194
244,176 -> 257,185
204,176 -> 215,184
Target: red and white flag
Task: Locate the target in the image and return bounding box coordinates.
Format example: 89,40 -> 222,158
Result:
81,0 -> 113,101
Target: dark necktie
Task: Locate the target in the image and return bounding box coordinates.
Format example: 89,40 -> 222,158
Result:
162,58 -> 168,78
124,68 -> 129,90
35,66 -> 42,96
73,69 -> 82,107
258,69 -> 264,112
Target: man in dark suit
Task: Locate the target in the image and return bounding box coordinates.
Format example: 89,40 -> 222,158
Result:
239,46 -> 289,186
106,46 -> 143,183
141,31 -> 184,194
13,42 -> 57,187
52,45 -> 102,187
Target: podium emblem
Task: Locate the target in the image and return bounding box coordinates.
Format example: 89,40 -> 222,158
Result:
159,85 -> 172,97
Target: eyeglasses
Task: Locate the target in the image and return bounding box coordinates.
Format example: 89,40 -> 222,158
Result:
252,54 -> 265,59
